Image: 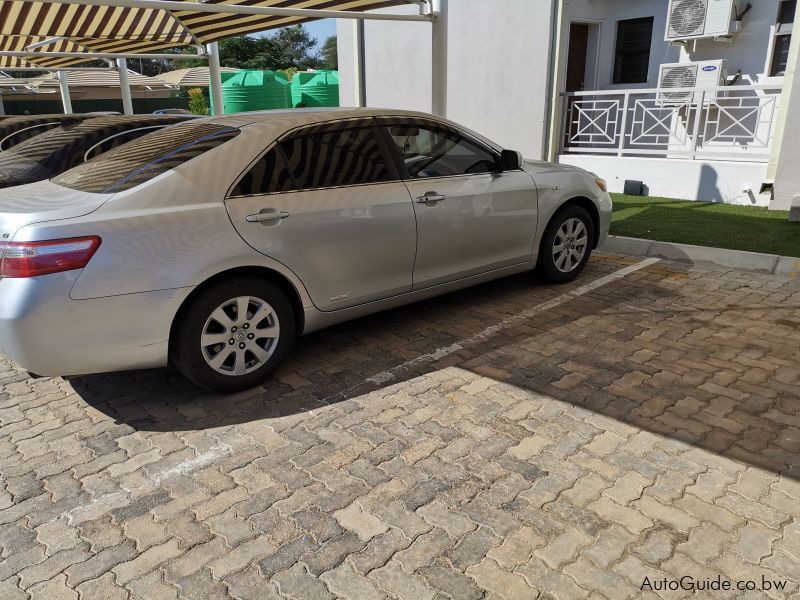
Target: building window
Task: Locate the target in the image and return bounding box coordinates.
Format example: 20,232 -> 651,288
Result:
770,0 -> 796,76
613,17 -> 654,85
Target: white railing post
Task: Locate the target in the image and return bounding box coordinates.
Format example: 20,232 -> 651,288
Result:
560,93 -> 569,154
618,91 -> 630,157
689,90 -> 705,160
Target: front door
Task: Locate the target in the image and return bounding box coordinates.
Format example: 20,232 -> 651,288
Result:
224,122 -> 417,311
567,24 -> 589,92
378,119 -> 539,290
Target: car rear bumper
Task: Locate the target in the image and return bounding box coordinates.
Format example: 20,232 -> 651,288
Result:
0,273 -> 192,376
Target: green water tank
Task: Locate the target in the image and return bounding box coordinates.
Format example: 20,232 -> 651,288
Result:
291,70 -> 340,108
216,70 -> 292,114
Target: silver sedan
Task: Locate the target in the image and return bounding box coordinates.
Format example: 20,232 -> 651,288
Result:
0,108 -> 611,392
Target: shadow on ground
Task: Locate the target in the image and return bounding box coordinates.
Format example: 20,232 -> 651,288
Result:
68,254 -> 800,480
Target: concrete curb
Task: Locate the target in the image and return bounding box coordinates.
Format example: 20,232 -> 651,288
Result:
600,235 -> 800,276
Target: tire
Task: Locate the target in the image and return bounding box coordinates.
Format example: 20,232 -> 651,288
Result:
536,205 -> 595,284
170,277 -> 295,393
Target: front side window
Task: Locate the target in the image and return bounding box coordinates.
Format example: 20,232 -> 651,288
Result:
54,122 -> 240,193
613,17 -> 654,84
277,125 -> 392,190
381,121 -> 498,178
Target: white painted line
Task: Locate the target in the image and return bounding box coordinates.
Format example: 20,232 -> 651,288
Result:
363,257 -> 661,387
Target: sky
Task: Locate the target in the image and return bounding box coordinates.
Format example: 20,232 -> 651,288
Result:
254,18 -> 337,49
303,19 -> 337,48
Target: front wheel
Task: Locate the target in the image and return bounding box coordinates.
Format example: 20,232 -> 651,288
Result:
536,205 -> 594,284
170,277 -> 295,393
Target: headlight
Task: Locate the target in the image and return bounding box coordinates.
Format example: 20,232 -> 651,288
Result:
595,178 -> 608,192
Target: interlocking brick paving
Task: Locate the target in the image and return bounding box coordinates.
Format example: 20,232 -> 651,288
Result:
1,252 -> 799,599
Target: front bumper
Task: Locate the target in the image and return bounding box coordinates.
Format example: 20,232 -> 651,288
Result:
0,272 -> 192,376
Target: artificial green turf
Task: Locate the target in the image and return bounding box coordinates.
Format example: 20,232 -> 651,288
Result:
610,194 -> 800,258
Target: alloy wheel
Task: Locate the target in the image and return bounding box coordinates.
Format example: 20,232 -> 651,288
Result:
552,217 -> 588,273
200,296 -> 280,376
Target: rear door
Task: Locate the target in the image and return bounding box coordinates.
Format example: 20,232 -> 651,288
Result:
377,117 -> 539,290
224,119 -> 417,311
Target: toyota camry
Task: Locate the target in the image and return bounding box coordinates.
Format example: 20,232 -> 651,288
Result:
0,108 -> 611,392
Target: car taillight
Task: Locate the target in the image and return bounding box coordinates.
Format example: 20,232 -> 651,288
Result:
0,236 -> 101,278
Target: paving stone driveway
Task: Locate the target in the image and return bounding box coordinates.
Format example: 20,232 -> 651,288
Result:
1,252 -> 799,600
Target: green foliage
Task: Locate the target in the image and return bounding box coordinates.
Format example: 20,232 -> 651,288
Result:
277,67 -> 298,81
187,87 -> 208,115
610,194 -> 800,257
320,36 -> 338,70
175,26 -> 322,72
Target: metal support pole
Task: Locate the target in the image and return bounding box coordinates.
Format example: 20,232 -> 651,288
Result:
207,41 -> 224,116
57,70 -> 72,113
0,94 -> 5,117
353,19 -> 366,107
116,57 -> 133,114
431,0 -> 447,116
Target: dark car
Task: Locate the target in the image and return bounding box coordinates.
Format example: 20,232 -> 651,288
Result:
0,114 -> 98,151
0,114 -> 195,189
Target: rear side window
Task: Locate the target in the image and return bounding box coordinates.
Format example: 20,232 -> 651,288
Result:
278,125 -> 392,190
230,147 -> 294,196
53,123 -> 240,193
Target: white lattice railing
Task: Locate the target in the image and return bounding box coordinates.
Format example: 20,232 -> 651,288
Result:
560,84 -> 782,162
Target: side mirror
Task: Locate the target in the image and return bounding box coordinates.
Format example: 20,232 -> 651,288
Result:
499,149 -> 523,171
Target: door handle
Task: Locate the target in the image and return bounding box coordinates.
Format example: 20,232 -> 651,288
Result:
415,193 -> 446,204
246,210 -> 290,223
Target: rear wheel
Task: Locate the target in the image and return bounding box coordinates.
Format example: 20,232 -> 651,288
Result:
537,205 -> 594,283
171,277 -> 295,392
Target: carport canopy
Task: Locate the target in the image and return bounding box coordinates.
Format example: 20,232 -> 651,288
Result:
0,0 -> 444,116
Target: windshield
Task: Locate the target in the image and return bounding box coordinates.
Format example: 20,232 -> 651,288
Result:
53,122 -> 240,194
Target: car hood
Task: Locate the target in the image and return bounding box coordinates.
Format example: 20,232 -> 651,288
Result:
522,159 -> 587,176
0,180 -> 113,241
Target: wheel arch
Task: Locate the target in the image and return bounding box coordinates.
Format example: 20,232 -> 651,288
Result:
169,266 -> 306,350
545,196 -> 601,249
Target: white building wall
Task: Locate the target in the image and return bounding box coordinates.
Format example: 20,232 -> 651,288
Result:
560,155 -> 768,205
562,0 -> 787,89
337,0 -> 556,160
562,0 -> 679,90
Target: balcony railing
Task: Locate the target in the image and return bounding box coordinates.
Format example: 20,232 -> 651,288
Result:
560,84 -> 782,162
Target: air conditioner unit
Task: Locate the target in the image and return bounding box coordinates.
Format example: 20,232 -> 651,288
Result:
666,0 -> 737,41
657,60 -> 728,105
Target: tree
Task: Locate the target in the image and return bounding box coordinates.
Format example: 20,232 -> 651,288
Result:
187,87 -> 208,115
320,36 -> 338,70
172,26 -> 322,72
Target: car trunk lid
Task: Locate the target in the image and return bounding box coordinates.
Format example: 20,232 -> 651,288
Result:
0,180 -> 112,243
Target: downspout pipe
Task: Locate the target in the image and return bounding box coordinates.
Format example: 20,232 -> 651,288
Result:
543,0 -> 564,162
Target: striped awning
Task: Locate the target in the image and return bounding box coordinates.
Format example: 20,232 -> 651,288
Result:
0,68 -> 173,91
153,66 -> 238,87
0,1 -> 416,68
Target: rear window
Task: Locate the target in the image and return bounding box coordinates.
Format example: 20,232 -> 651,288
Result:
53,122 -> 240,194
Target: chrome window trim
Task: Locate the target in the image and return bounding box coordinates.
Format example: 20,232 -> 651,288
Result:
82,125 -> 167,162
0,122 -> 60,151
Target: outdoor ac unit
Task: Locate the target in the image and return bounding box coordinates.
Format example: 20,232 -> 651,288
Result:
666,0 -> 737,41
657,60 -> 728,105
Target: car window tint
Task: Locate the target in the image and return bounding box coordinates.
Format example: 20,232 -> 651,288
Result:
278,126 -> 391,190
230,148 -> 294,196
53,123 -> 240,194
384,123 -> 497,178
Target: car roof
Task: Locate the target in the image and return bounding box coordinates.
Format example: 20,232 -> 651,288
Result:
199,107 -> 448,128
